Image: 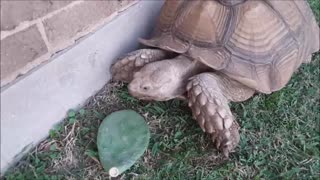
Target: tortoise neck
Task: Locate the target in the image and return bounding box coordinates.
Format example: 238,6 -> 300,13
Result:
165,56 -> 209,98
169,55 -> 209,79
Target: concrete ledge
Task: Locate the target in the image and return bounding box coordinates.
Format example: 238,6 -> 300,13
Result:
0,0 -> 164,175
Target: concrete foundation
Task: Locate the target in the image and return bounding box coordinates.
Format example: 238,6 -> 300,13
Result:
0,1 -> 164,174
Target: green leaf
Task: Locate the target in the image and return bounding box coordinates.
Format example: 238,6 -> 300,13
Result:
49,130 -> 56,139
79,109 -> 86,116
49,153 -> 58,160
152,142 -> 159,156
69,117 -> 76,124
68,110 -> 76,118
174,131 -> 182,139
50,144 -> 56,151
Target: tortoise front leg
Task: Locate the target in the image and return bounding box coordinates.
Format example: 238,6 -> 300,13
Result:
111,49 -> 169,83
186,72 -> 254,157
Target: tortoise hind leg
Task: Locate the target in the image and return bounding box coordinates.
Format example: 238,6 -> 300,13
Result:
111,49 -> 169,82
186,72 -> 254,157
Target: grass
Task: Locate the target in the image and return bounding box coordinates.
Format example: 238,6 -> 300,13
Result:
3,1 -> 320,180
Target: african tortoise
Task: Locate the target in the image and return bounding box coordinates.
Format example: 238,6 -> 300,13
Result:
111,0 -> 319,157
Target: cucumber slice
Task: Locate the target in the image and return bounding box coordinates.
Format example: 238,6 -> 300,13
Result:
97,109 -> 150,177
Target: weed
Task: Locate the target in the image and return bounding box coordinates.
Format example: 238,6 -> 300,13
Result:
3,1 -> 320,179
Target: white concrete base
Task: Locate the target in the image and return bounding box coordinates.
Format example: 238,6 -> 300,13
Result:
0,1 -> 164,175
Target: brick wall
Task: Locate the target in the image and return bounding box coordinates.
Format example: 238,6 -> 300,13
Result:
0,0 -> 136,87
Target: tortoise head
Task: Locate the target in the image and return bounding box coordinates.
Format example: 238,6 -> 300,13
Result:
128,59 -> 187,101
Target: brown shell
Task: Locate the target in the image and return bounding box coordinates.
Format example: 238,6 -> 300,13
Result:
139,0 -> 320,93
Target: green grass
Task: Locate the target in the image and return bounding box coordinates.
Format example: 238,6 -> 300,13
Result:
4,1 -> 320,180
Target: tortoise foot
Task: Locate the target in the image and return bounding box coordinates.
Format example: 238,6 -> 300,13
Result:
187,72 -> 241,158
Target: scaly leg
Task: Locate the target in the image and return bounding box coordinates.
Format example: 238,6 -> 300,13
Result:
111,49 -> 170,82
187,72 -> 255,157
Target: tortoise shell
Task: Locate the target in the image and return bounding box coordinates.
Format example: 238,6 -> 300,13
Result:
139,0 -> 320,94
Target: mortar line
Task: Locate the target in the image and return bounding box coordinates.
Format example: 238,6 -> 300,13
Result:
40,0 -> 139,54
36,21 -> 51,53
1,0 -> 84,40
0,0 -> 139,88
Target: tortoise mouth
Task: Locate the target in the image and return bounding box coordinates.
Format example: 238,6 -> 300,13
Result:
141,97 -> 172,101
128,92 -> 171,102
137,96 -> 155,101
128,87 -> 172,101
128,87 -> 154,101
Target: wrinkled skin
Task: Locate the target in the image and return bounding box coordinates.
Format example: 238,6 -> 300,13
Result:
128,55 -> 206,101
111,50 -> 254,158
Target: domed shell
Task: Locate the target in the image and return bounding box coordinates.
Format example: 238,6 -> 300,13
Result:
139,0 -> 319,94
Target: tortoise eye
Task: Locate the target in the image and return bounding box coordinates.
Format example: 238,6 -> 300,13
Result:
141,85 -> 151,91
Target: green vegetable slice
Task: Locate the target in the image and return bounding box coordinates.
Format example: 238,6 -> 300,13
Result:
97,109 -> 150,177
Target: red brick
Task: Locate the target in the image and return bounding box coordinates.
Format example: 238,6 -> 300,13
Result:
1,25 -> 48,80
1,1 -> 72,31
42,1 -> 124,49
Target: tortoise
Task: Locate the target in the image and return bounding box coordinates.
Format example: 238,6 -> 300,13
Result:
111,0 -> 319,157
